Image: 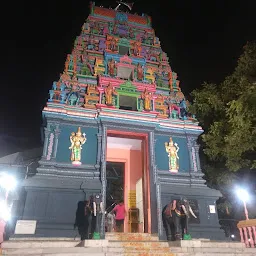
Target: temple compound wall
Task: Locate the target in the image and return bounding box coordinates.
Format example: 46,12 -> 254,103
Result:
17,2 -> 225,240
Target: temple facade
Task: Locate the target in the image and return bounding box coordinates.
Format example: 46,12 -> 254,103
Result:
20,2 -> 224,240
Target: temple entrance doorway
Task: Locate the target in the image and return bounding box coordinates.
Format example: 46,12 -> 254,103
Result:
105,162 -> 124,232
106,131 -> 151,234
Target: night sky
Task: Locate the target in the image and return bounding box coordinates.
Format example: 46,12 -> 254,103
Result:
0,0 -> 255,153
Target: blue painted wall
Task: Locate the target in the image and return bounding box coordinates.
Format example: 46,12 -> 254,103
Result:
56,125 -> 98,165
155,135 -> 190,172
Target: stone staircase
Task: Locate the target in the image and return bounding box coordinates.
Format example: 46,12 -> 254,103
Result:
1,233 -> 256,256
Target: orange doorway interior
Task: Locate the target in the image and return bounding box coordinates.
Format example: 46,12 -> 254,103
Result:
106,130 -> 151,233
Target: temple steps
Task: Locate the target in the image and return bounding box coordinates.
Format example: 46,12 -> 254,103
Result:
105,232 -> 159,241
1,233 -> 256,255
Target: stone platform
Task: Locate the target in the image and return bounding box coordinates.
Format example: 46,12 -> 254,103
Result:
1,233 -> 256,256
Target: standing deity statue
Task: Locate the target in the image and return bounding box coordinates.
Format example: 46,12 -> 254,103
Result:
133,41 -> 140,56
108,58 -> 116,77
141,88 -> 151,111
64,55 -> 70,73
165,137 -> 179,172
69,127 -> 86,165
137,63 -> 144,81
110,37 -> 117,51
105,83 -> 116,106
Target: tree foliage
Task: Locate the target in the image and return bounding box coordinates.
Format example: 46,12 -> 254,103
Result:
190,42 -> 256,175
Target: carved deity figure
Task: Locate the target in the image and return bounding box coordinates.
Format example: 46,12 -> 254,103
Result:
137,63 -> 144,81
68,92 -> 79,106
105,83 -> 116,106
157,94 -> 165,105
72,54 -> 77,73
129,27 -> 135,38
82,22 -> 90,33
141,88 -> 151,111
110,37 -> 117,51
108,58 -> 116,76
87,35 -> 95,50
64,55 -> 70,73
69,127 -> 86,165
165,137 -> 180,173
133,41 -> 140,56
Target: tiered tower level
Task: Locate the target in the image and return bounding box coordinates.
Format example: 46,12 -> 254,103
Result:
46,2 -> 195,121
19,3 -> 224,241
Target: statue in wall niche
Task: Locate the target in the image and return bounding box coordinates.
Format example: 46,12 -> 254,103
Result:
105,83 -> 117,106
73,55 -> 77,73
129,27 -> 135,39
132,41 -> 141,56
67,91 -> 79,106
161,51 -> 168,62
108,58 -> 116,77
87,35 -> 95,50
82,22 -> 90,33
64,55 -> 70,73
141,88 -> 152,111
69,127 -> 86,165
103,26 -> 109,35
136,63 -> 144,81
165,137 -> 179,173
110,37 -> 118,51
81,57 -> 94,76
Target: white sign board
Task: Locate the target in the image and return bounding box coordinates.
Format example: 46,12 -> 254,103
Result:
209,205 -> 216,214
14,220 -> 37,235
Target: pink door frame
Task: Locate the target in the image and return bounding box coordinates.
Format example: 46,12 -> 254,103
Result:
106,130 -> 151,233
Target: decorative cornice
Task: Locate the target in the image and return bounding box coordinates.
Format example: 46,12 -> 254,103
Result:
43,103 -> 203,134
37,167 -> 100,177
39,160 -> 99,170
157,169 -> 206,187
45,116 -> 98,127
102,121 -> 156,132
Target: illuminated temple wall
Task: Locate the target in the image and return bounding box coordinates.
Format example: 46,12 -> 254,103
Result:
17,2 -> 225,240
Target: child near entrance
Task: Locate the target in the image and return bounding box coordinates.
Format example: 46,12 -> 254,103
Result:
112,200 -> 126,232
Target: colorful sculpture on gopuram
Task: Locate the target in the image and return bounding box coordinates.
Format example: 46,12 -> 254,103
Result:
47,1 -> 194,120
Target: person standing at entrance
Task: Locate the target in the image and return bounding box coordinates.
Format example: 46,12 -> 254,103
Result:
112,200 -> 126,232
74,200 -> 91,241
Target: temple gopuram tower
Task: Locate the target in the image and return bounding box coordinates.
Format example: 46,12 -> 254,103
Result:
20,2 -> 224,240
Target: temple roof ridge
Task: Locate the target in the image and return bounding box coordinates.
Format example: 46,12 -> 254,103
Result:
90,1 -> 151,27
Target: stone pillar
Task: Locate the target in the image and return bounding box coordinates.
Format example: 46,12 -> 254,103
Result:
100,126 -> 107,239
152,95 -> 157,112
149,132 -> 156,171
151,133 -> 163,238
149,131 -> 158,234
96,133 -> 102,165
42,127 -> 50,158
194,145 -> 202,172
52,125 -> 61,160
156,182 -> 163,238
187,136 -> 200,173
46,133 -> 55,160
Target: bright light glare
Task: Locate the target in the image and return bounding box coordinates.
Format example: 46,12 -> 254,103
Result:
0,200 -> 11,221
231,234 -> 235,238
0,174 -> 17,191
236,188 -> 249,202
